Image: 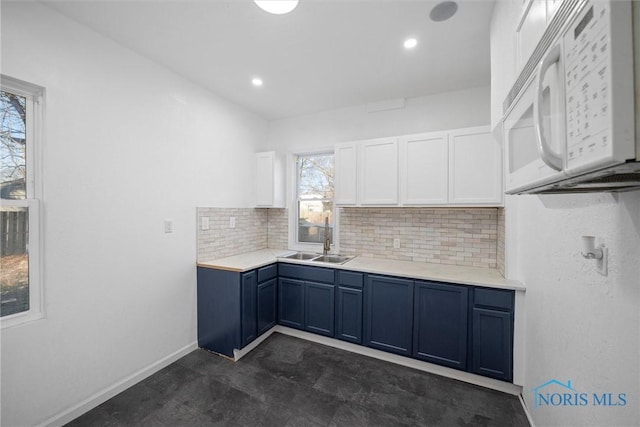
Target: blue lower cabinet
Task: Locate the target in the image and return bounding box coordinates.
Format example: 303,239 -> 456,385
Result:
257,278 -> 277,335
471,307 -> 512,382
336,286 -> 363,344
305,282 -> 335,336
241,271 -> 258,348
365,275 -> 414,356
197,267 -> 242,357
278,277 -> 305,329
413,281 -> 468,370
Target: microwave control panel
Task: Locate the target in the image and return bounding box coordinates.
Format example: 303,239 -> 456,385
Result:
563,1 -> 612,170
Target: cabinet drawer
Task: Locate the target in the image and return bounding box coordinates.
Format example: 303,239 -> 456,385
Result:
337,271 -> 363,288
258,264 -> 277,282
278,263 -> 335,284
473,288 -> 513,311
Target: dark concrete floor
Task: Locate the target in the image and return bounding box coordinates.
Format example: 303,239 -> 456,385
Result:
66,333 -> 529,426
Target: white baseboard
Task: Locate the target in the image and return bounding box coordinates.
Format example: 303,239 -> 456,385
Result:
519,393 -> 535,427
38,341 -> 198,427
233,327 -> 277,360
273,326 -> 523,396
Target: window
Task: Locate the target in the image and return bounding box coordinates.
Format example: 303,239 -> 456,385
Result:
295,153 -> 334,247
1,76 -> 43,327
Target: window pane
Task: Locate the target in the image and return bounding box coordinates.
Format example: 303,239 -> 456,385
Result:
298,200 -> 333,244
298,154 -> 333,199
0,90 -> 27,200
0,206 -> 29,316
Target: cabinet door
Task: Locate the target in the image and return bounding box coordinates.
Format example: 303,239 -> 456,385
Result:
359,138 -> 398,205
472,307 -> 512,382
365,275 -> 414,356
335,143 -> 358,205
336,286 -> 363,344
278,278 -> 305,330
241,271 -> 258,348
305,282 -> 335,337
255,151 -> 284,207
257,278 -> 277,335
516,0 -> 548,72
413,282 -> 468,369
449,127 -> 502,205
400,133 -> 449,204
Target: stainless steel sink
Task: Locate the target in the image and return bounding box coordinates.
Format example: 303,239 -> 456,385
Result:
282,252 -> 319,260
311,255 -> 352,264
279,252 -> 354,264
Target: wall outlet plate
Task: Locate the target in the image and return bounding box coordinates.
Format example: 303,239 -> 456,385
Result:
229,217 -> 236,228
201,217 -> 209,230
164,219 -> 173,234
393,238 -> 400,249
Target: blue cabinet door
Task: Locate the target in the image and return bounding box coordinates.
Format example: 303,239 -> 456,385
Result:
197,267 -> 241,357
305,281 -> 335,336
472,307 -> 512,381
365,275 -> 414,356
257,278 -> 277,335
241,271 -> 258,348
278,277 -> 305,330
336,286 -> 363,344
413,281 -> 468,369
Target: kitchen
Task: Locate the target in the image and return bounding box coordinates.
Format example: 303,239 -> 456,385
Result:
1,1 -> 638,426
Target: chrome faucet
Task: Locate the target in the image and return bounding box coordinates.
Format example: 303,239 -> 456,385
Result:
323,217 -> 331,255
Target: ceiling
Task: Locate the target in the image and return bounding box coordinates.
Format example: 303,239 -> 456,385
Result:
41,0 -> 495,120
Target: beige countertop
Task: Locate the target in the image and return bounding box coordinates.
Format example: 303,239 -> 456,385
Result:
197,249 -> 525,291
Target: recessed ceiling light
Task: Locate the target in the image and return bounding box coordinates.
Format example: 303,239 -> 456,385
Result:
252,77 -> 263,87
430,1 -> 458,22
254,1 -> 299,15
404,38 -> 418,49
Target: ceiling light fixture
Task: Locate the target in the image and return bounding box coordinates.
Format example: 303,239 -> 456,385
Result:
252,77 -> 263,87
403,38 -> 418,49
254,1 -> 299,15
430,1 -> 458,22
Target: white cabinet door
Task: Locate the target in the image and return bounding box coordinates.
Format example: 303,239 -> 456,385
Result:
334,143 -> 358,205
359,138 -> 398,205
400,133 -> 448,205
516,0 -> 548,73
449,127 -> 503,205
255,151 -> 285,207
490,0 -> 521,132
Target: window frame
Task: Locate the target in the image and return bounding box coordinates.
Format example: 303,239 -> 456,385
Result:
1,75 -> 44,329
288,150 -> 339,253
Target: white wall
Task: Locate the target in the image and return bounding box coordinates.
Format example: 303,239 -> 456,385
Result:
265,86 -> 490,152
506,192 -> 640,426
0,3 -> 266,426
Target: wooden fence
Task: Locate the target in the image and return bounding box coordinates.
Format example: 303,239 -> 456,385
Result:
1,210 -> 27,256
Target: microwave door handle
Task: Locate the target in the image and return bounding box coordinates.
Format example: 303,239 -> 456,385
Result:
534,43 -> 563,171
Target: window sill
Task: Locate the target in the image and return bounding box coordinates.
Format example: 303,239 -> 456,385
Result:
1,310 -> 43,329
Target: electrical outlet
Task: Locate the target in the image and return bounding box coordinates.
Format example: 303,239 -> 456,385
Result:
229,216 -> 236,228
164,219 -> 173,234
393,238 -> 400,249
201,217 -> 209,230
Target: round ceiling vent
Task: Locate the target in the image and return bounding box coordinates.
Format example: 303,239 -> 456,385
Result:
429,1 -> 458,22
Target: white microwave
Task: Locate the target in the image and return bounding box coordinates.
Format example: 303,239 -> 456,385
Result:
503,0 -> 639,194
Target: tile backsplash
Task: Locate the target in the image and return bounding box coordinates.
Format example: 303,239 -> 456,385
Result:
197,208 -> 268,260
339,207 -> 499,269
197,206 -> 505,273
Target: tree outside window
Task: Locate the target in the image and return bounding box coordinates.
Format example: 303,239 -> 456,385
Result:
297,154 -> 334,245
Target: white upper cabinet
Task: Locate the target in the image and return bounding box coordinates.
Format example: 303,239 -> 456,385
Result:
255,151 -> 285,207
335,127 -> 502,207
400,132 -> 449,205
449,126 -> 503,205
334,142 -> 358,205
359,138 -> 399,205
490,0 -> 521,131
516,0 -> 548,73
